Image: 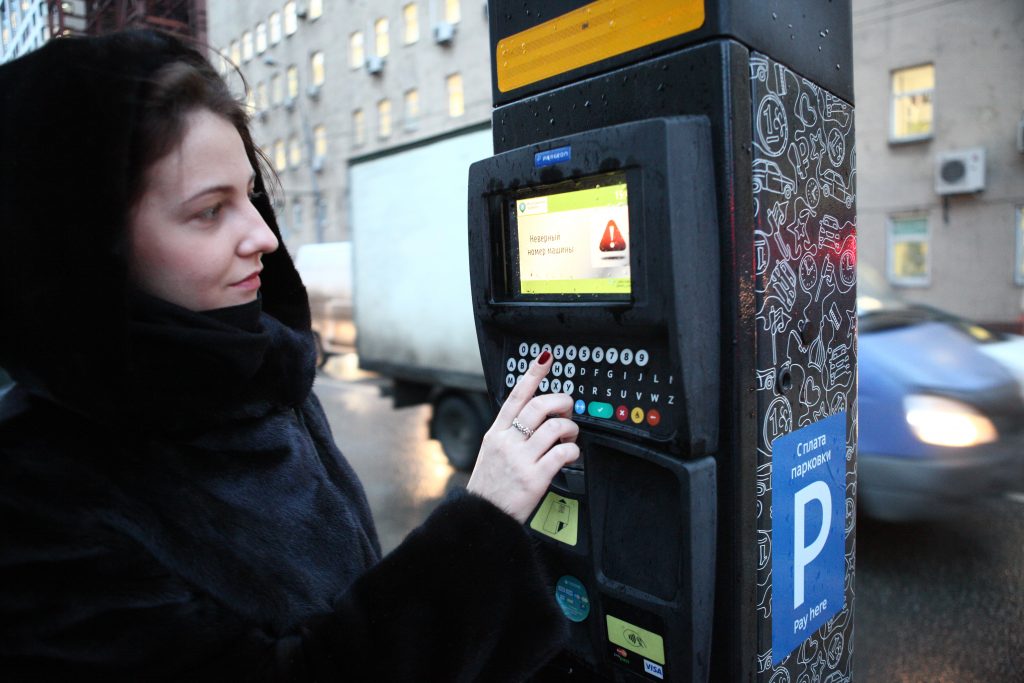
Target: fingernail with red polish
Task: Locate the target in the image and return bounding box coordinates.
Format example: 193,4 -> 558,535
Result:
538,350 -> 551,365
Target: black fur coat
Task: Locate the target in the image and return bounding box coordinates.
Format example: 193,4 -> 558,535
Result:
0,31 -> 566,680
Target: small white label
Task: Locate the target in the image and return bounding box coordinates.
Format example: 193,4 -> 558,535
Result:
644,660 -> 664,679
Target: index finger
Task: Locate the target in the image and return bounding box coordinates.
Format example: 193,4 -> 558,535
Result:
495,350 -> 552,428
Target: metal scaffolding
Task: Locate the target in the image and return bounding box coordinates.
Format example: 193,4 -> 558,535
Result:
46,0 -> 205,44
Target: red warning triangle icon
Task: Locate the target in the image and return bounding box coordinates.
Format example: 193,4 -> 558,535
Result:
600,220 -> 627,252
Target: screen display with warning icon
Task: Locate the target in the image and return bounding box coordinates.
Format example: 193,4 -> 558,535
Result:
512,172 -> 631,298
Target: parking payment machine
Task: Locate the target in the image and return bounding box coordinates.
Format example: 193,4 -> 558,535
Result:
470,118 -> 720,681
470,2 -> 857,681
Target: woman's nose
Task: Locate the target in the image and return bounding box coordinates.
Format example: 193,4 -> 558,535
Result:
239,201 -> 279,256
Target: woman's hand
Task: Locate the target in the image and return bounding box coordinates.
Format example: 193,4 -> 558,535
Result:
466,352 -> 580,523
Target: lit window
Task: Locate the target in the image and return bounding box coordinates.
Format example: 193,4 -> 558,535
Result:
310,51 -> 325,86
284,1 -> 298,35
888,215 -> 930,286
289,135 -> 302,168
1015,207 -> 1024,286
256,82 -> 268,110
286,65 -> 299,99
404,88 -> 419,128
309,0 -> 322,20
217,48 -> 230,74
241,31 -> 253,61
445,0 -> 461,23
375,18 -> 390,58
229,40 -> 241,67
256,23 -> 267,53
378,99 -> 392,138
447,73 -> 464,117
349,31 -> 364,69
269,12 -> 281,44
891,64 -> 934,142
352,109 -> 365,146
314,124 -> 327,158
403,3 -> 419,44
271,74 -> 283,105
274,139 -> 287,171
246,88 -> 256,113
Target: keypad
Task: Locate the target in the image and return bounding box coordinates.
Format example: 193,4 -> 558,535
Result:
502,338 -> 676,435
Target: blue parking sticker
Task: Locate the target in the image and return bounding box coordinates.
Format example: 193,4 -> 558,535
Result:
771,411 -> 846,665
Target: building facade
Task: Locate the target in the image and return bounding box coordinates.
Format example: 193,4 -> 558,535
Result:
206,0 -> 491,251
852,0 -> 1024,327
0,0 -> 79,60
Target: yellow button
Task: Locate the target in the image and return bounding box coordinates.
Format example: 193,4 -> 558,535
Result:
630,407 -> 645,424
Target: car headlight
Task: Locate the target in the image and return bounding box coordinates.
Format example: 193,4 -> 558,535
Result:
904,394 -> 998,447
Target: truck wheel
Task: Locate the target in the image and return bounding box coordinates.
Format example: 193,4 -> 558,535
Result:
312,331 -> 328,369
433,395 -> 486,471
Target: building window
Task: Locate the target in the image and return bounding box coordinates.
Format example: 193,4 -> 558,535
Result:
256,82 -> 268,111
404,88 -> 419,129
314,124 -> 327,158
289,135 -> 302,168
352,109 -> 365,146
284,1 -> 298,36
888,215 -> 930,286
349,31 -> 364,69
447,73 -> 465,117
292,199 -> 304,234
246,88 -> 256,113
403,3 -> 419,44
378,99 -> 392,138
241,31 -> 253,61
229,40 -> 241,67
309,0 -> 323,20
269,12 -> 282,44
890,64 -> 934,142
256,23 -> 267,53
445,0 -> 461,23
310,51 -> 325,86
1015,207 -> 1024,286
271,73 -> 283,105
217,48 -> 230,75
274,139 -> 287,171
286,65 -> 299,99
375,18 -> 390,58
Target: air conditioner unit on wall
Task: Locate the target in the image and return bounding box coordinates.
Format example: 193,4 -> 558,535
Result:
433,21 -> 455,45
935,148 -> 986,195
365,55 -> 384,75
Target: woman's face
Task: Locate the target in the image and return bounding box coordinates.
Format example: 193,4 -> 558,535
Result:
127,108 -> 279,311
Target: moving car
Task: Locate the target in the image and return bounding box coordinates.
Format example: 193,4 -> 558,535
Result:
858,265 -> 1024,521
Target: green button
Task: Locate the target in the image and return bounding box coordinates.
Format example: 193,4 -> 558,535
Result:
587,402 -> 613,419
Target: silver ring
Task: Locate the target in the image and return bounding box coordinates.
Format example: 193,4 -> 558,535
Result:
511,418 -> 534,439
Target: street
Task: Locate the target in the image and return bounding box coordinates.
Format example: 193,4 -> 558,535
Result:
314,358 -> 1024,682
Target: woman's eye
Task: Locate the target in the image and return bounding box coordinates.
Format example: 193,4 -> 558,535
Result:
195,203 -> 223,221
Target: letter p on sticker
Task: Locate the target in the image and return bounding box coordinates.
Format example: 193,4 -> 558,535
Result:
793,480 -> 831,609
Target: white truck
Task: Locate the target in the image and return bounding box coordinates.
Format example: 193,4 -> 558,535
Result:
349,124 -> 493,469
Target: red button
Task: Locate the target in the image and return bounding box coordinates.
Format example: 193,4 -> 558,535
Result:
615,405 -> 629,422
646,408 -> 661,427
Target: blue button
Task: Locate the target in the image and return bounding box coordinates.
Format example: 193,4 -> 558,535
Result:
574,399 -> 587,415
587,402 -> 614,419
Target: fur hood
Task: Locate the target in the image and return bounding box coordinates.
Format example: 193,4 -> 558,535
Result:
0,30 -> 311,418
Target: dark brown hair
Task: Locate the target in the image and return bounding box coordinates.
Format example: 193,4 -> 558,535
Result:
126,52 -> 275,207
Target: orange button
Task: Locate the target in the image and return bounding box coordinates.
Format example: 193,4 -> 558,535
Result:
630,407 -> 645,424
646,409 -> 661,427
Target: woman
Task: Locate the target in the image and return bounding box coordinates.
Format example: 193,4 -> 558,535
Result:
0,30 -> 579,680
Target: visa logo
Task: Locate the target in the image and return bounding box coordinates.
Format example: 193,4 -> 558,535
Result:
644,660 -> 664,679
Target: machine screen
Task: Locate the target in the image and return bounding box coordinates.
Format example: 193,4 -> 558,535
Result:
512,173 -> 631,298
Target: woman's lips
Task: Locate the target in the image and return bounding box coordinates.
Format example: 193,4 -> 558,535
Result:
231,271 -> 262,290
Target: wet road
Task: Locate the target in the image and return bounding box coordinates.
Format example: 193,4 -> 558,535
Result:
314,356 -> 1024,682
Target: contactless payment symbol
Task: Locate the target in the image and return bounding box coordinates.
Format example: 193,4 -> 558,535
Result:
600,220 -> 627,252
